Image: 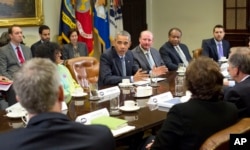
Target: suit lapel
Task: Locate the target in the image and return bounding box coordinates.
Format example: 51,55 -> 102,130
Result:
211,40 -> 219,60
137,47 -> 151,69
8,44 -> 20,64
172,46 -> 182,62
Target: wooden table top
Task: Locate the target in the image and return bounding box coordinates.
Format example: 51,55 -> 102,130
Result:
0,71 -> 177,140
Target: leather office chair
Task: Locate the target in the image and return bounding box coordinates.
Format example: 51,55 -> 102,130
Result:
192,48 -> 203,59
200,118 -> 250,150
65,57 -> 99,88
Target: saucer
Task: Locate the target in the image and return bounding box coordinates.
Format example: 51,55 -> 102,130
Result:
6,111 -> 26,118
119,83 -> 133,88
119,106 -> 140,112
219,58 -> 228,62
71,92 -> 87,97
134,93 -> 152,98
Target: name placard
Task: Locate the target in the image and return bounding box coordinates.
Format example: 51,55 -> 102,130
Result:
147,92 -> 173,110
75,108 -> 109,125
98,86 -> 120,97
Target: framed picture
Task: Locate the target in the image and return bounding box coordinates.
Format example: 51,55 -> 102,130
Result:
0,0 -> 43,27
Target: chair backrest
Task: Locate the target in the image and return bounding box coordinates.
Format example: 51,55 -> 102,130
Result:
200,118 -> 250,150
192,48 -> 203,59
65,57 -> 99,88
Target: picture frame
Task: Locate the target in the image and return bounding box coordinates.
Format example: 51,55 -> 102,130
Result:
0,0 -> 43,27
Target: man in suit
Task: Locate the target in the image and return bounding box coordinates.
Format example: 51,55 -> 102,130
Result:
202,24 -> 230,61
98,30 -> 148,87
0,25 -> 32,105
132,30 -> 168,76
0,58 -> 115,149
30,25 -> 50,57
224,47 -> 250,118
159,27 -> 192,71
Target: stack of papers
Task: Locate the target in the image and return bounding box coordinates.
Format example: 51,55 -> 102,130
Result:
157,97 -> 182,108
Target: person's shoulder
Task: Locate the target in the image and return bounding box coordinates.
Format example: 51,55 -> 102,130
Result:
78,41 -> 87,46
202,38 -> 213,43
131,45 -> 140,52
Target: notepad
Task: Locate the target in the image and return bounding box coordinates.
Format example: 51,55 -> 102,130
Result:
91,116 -> 128,130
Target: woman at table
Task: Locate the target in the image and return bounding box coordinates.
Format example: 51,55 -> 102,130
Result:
35,42 -> 80,104
147,57 -> 238,150
62,29 -> 88,60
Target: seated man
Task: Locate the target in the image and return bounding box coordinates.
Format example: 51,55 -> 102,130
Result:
98,30 -> 148,87
159,27 -> 192,71
202,24 -> 230,61
224,47 -> 250,118
30,25 -> 50,57
0,58 -> 115,149
132,30 -> 168,76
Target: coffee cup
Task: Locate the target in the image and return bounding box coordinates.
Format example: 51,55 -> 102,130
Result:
124,100 -> 138,107
21,113 -> 29,125
124,115 -> 139,122
122,79 -> 130,84
8,122 -> 24,128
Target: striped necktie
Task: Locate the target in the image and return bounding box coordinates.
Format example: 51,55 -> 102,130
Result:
16,46 -> 25,64
121,56 -> 126,76
175,46 -> 188,67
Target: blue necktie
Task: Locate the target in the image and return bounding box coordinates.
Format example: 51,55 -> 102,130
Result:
145,52 -> 155,69
218,43 -> 224,59
121,57 -> 126,76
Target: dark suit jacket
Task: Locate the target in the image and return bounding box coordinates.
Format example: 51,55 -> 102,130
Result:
98,47 -> 138,87
159,42 -> 192,71
132,46 -> 165,73
151,99 -> 238,150
62,42 -> 88,60
201,38 -> 230,61
31,40 -> 42,57
0,112 -> 115,150
224,76 -> 250,118
0,43 -> 32,79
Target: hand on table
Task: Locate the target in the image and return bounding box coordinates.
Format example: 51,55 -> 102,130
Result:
133,68 -> 148,82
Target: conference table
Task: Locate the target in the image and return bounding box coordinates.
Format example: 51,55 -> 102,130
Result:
0,71 -> 177,141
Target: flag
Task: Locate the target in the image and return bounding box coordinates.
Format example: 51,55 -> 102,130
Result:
109,0 -> 123,45
58,0 -> 76,44
93,1 -> 110,49
75,0 -> 94,56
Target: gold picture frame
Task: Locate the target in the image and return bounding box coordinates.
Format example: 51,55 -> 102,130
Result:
0,0 -> 43,27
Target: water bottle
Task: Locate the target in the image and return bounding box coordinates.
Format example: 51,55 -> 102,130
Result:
175,72 -> 185,97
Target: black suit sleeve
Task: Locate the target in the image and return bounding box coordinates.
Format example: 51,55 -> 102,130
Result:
98,53 -> 123,86
151,106 -> 184,150
159,46 -> 178,71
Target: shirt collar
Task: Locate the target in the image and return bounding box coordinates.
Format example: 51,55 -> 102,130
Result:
139,45 -> 150,55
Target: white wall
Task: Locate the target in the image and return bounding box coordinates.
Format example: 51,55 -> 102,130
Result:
148,0 -> 223,52
0,0 -> 223,56
0,0 -> 61,47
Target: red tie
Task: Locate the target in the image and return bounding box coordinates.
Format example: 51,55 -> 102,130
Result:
16,46 -> 25,64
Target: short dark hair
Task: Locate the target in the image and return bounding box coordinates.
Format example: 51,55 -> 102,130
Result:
185,56 -> 224,100
67,28 -> 79,39
39,25 -> 50,34
213,24 -> 225,32
35,42 -> 61,63
8,24 -> 20,34
168,27 -> 182,37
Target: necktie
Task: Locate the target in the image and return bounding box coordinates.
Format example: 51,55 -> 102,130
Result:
121,57 -> 126,76
175,46 -> 188,67
218,43 -> 224,59
16,46 -> 25,64
145,52 -> 155,69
